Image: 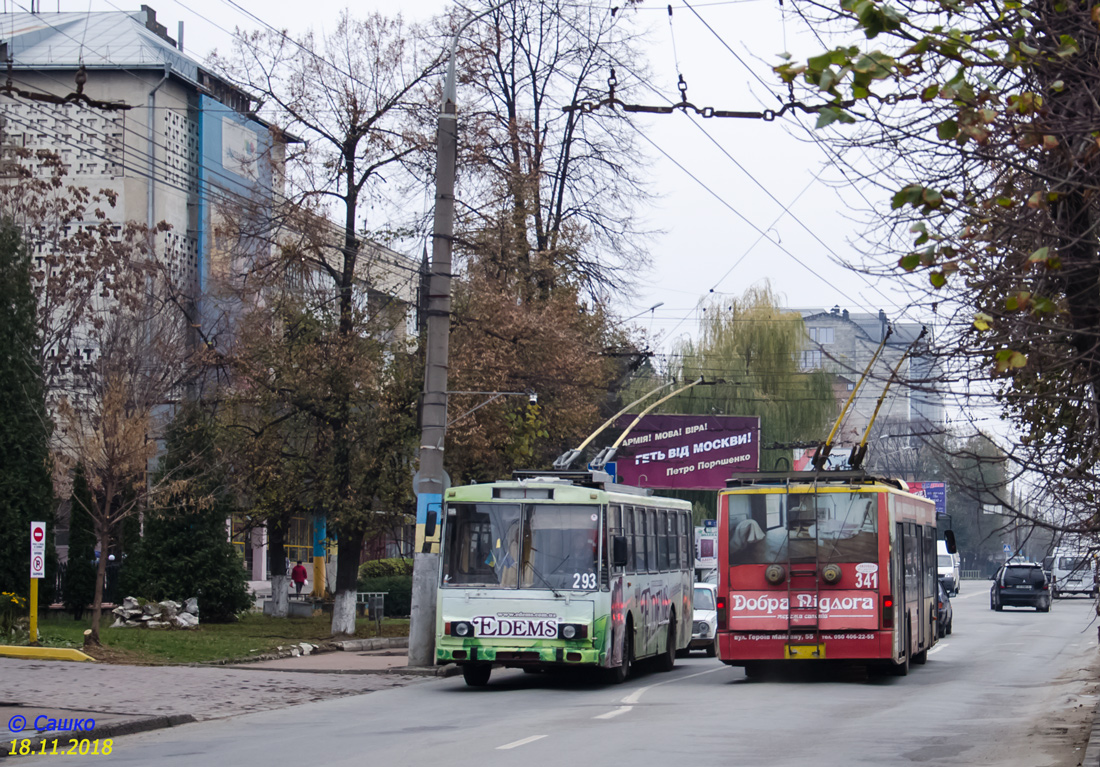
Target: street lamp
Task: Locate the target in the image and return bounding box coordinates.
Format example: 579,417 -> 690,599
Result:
613,302 -> 664,327
408,0 -> 518,668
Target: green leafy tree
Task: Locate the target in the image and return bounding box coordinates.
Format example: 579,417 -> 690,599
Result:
622,285 -> 835,520
777,0 -> 1100,530
665,284 -> 837,470
130,405 -> 251,623
62,465 -> 97,619
0,218 -> 56,603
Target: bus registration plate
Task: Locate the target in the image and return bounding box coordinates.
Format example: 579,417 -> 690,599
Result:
785,643 -> 825,660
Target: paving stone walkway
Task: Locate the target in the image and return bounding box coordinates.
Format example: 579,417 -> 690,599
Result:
0,657 -> 426,727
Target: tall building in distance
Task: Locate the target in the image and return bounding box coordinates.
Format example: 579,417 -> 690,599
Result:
797,306 -> 945,472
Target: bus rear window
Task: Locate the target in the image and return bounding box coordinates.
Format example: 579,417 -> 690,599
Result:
727,492 -> 878,565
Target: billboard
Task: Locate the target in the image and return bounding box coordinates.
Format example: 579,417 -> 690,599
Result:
695,526 -> 718,568
907,481 -> 947,516
614,414 -> 760,490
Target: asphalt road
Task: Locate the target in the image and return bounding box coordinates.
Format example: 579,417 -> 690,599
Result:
21,587 -> 1100,767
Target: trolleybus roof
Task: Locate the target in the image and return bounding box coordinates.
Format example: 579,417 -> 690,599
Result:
725,470 -> 909,490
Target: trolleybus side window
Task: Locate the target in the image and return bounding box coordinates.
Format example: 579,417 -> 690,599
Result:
669,512 -> 679,570
924,526 -> 936,597
684,514 -> 691,570
635,507 -> 648,573
629,506 -> 638,572
647,509 -> 658,572
658,511 -> 670,571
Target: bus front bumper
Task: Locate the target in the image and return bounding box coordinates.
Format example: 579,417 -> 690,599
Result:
436,642 -> 601,667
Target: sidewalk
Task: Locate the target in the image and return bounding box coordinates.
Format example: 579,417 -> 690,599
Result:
0,643 -> 444,757
231,648 -> 411,674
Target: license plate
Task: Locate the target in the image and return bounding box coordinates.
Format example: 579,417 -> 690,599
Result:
785,643 -> 825,659
1011,585 -> 1032,589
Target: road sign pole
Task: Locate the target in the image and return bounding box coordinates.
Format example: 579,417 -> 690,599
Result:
29,521 -> 45,645
29,577 -> 38,645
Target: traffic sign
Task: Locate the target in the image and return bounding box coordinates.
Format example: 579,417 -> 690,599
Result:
1003,543 -> 1011,553
30,521 -> 45,579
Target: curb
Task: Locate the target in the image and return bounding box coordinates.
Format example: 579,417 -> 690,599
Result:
1084,700 -> 1100,767
333,637 -> 409,652
2,715 -> 195,758
0,647 -> 95,663
224,664 -> 460,677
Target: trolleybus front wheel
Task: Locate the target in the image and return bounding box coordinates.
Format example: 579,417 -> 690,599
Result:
462,664 -> 492,687
655,614 -> 676,672
607,620 -> 634,684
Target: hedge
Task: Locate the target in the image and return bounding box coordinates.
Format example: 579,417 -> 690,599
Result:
357,557 -> 414,579
357,575 -> 412,617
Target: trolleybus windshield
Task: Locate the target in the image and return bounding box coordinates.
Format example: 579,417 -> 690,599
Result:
442,503 -> 601,590
727,492 -> 878,565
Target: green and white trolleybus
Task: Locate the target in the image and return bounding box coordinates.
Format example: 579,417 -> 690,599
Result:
436,470 -> 695,686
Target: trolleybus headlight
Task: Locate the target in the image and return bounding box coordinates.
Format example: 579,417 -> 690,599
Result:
558,623 -> 587,640
452,621 -> 473,637
765,564 -> 787,585
822,564 -> 842,584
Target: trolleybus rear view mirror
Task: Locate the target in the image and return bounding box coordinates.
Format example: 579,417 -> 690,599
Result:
944,529 -> 957,555
425,511 -> 438,538
612,536 -> 629,567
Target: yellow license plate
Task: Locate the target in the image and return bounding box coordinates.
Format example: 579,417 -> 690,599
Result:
784,643 -> 825,659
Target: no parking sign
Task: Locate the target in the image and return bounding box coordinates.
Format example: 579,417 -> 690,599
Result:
30,521 -> 45,578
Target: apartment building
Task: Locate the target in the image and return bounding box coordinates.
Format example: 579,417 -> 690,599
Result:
799,306 -> 944,451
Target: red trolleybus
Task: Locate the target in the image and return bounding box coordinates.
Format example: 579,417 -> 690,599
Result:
716,470 -> 938,676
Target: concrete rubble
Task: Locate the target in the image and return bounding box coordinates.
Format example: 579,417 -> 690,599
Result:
110,596 -> 200,629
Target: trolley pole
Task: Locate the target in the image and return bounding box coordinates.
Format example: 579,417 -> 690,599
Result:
408,0 -> 517,668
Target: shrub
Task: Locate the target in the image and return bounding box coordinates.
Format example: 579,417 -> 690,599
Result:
357,557 -> 414,580
356,575 -> 412,617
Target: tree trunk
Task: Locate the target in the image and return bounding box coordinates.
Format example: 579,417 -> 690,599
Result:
330,527 -> 365,636
267,518 -> 289,617
87,525 -> 109,646
270,575 -> 290,617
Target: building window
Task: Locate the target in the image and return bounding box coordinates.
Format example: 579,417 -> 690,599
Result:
808,326 -> 834,344
801,350 -> 822,369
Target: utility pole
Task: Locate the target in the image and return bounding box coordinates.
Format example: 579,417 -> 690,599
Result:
408,0 -> 517,668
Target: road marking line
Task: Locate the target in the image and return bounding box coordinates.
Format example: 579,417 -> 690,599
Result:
594,706 -> 633,720
497,735 -> 547,750
928,643 -> 947,655
620,666 -> 725,705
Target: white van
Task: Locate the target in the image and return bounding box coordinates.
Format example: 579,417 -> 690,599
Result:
1049,548 -> 1097,598
937,540 -> 961,596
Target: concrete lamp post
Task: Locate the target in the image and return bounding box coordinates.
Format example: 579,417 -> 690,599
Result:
407,0 -> 518,668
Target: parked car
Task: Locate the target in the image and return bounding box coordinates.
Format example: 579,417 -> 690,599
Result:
936,581 -> 953,637
689,583 -> 717,657
937,539 -> 961,596
990,562 -> 1052,612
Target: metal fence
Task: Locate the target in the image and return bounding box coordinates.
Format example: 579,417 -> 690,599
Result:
357,591 -> 387,631
53,560 -> 122,608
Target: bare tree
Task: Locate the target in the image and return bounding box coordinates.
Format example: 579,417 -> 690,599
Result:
211,12 -> 442,635
52,263 -> 193,644
453,0 -> 653,299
